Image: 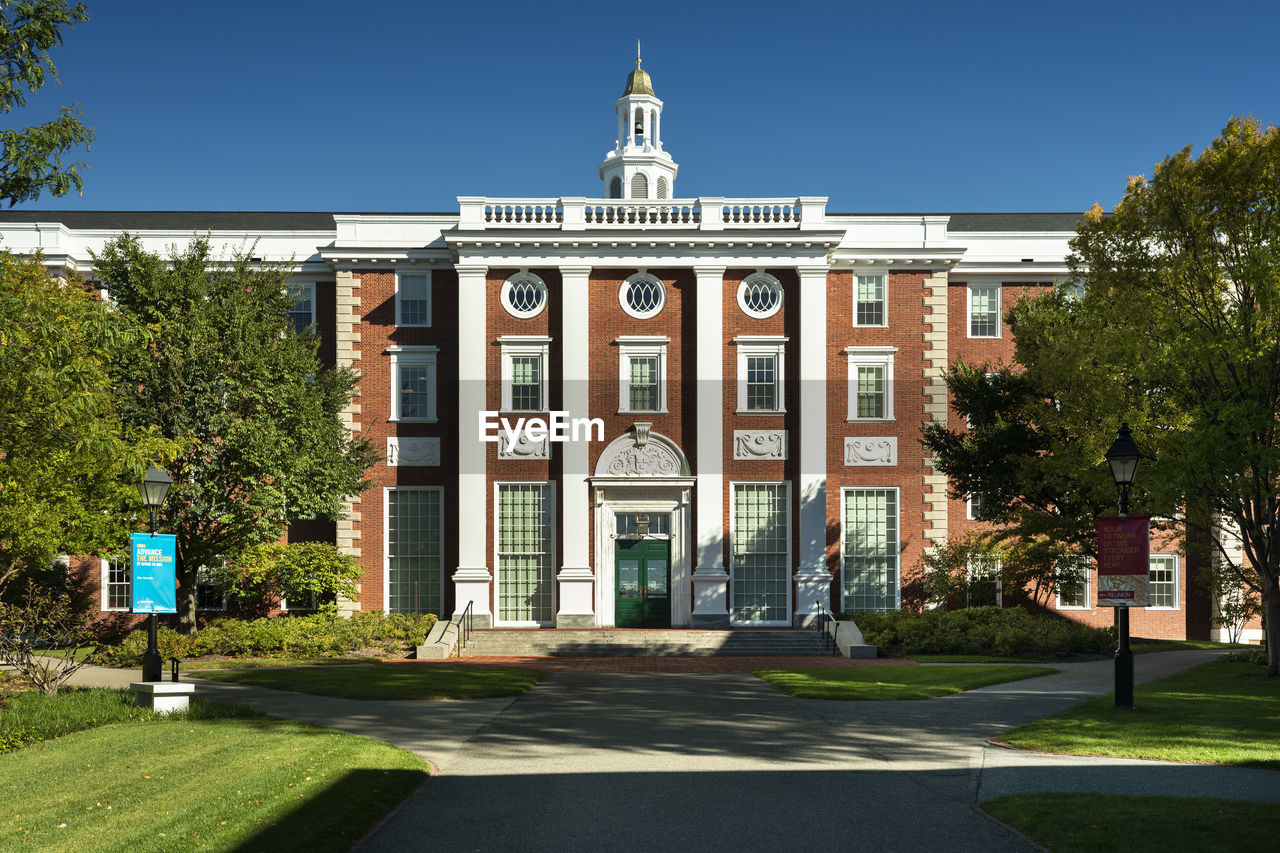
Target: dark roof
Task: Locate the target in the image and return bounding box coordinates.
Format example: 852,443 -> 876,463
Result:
943,213 -> 1085,232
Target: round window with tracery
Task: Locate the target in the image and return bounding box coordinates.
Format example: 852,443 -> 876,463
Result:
738,273 -> 783,318
620,274 -> 666,319
502,273 -> 547,319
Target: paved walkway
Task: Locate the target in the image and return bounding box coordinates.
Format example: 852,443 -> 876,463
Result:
19,651 -> 1280,851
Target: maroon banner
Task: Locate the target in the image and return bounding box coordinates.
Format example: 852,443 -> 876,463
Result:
1097,515 -> 1150,607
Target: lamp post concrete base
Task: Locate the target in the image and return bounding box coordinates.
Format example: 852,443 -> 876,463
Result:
129,681 -> 196,715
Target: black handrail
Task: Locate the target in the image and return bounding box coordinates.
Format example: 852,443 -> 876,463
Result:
815,600 -> 839,657
454,599 -> 475,657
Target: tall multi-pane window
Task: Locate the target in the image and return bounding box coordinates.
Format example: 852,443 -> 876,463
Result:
390,347 -> 438,421
497,483 -> 554,624
628,355 -> 660,411
746,355 -> 777,411
843,488 -> 899,611
1057,556 -> 1090,609
510,355 -> 542,411
288,283 -> 314,334
737,339 -> 785,413
846,347 -> 895,421
618,338 -> 667,413
397,272 -> 431,326
500,338 -> 550,413
856,365 -> 886,418
855,274 -> 886,326
387,489 -> 443,615
195,568 -> 225,611
731,483 -> 790,623
104,556 -> 130,611
967,555 -> 1002,607
1149,555 -> 1178,608
968,284 -> 1000,337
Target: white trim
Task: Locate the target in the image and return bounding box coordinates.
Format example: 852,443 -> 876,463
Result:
728,481 -> 793,627
736,271 -> 784,319
101,555 -> 130,612
618,337 -> 669,414
500,271 -> 548,319
967,282 -> 1001,338
845,346 -> 896,421
734,336 -> 788,414
839,486 -> 901,612
593,487 -> 693,627
852,271 -> 888,328
966,494 -> 982,521
499,336 -> 551,413
493,481 -> 557,627
388,346 -> 439,422
1148,553 -> 1179,610
395,269 -> 432,327
619,272 -> 666,319
383,486 -> 446,615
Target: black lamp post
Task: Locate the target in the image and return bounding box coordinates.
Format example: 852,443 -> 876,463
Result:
138,464 -> 172,682
1104,424 -> 1141,709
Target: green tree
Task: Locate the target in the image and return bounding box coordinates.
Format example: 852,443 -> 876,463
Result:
0,1 -> 94,206
0,250 -> 170,594
93,234 -> 376,632
926,117 -> 1280,675
209,541 -> 362,619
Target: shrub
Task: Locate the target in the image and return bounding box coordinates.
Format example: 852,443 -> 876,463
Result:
0,581 -> 100,693
839,606 -> 1114,657
97,611 -> 439,666
1218,646 -> 1267,666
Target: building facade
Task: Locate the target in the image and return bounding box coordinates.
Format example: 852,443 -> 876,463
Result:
2,60 -> 1237,641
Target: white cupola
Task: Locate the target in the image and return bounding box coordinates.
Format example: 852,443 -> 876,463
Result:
598,50 -> 679,200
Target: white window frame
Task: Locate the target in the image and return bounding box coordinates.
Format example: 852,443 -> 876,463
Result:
1148,554 -> 1179,610
619,272 -> 666,319
735,336 -> 787,414
846,346 -> 896,421
1056,556 -> 1091,610
395,270 -> 432,327
493,481 -> 557,627
617,336 -> 669,414
500,271 -> 548,320
388,346 -> 439,422
499,336 -> 551,413
966,494 -> 982,520
967,283 -> 1001,338
195,567 -> 226,612
853,272 -> 888,327
101,555 -> 131,612
728,481 -> 793,627
966,555 -> 1002,608
383,486 -> 446,616
840,487 -> 901,612
737,271 -> 784,319
287,282 -> 316,334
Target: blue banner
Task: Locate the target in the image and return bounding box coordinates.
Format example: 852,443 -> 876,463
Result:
131,533 -> 178,614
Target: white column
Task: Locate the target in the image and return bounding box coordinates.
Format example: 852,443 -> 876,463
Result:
795,265 -> 832,626
692,265 -> 730,628
557,265 -> 595,627
453,263 -> 492,627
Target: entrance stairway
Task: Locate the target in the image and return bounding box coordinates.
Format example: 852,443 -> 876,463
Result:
460,629 -> 835,658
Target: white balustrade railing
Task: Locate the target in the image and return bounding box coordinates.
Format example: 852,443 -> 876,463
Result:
458,196 -> 826,231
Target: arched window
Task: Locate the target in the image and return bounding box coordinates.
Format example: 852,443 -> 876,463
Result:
656,176 -> 669,200
737,272 -> 784,319
619,273 -> 666,319
609,176 -> 622,199
631,173 -> 649,199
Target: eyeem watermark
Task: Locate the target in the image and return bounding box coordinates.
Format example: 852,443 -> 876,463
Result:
479,411 -> 605,445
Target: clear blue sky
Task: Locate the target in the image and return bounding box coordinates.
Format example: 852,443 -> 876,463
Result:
15,0 -> 1280,214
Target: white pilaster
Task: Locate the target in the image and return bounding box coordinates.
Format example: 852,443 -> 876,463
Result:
558,265 -> 596,627
692,265 -> 729,628
453,263 -> 492,627
796,265 -> 832,626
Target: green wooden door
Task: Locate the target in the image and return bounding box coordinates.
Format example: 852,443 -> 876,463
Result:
615,539 -> 671,628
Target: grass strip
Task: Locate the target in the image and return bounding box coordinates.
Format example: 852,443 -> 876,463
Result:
194,664 -> 547,700
982,793 -> 1280,853
1,715 -> 427,852
176,656 -> 382,670
1131,640 -> 1247,654
907,654 -> 1048,663
999,661 -> 1280,767
754,664 -> 1057,700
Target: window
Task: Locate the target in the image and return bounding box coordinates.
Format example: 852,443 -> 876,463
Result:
736,337 -> 787,413
616,513 -> 671,536
501,272 -> 547,319
619,273 -> 666,319
387,488 -> 444,615
288,283 -> 314,334
854,273 -> 886,326
103,555 -> 130,611
737,272 -> 784,319
967,555 -> 1002,607
389,347 -> 439,421
396,271 -> 431,326
1149,554 -> 1178,609
618,337 -> 668,413
731,483 -> 790,624
846,347 -> 895,420
967,493 -> 987,521
1057,555 -> 1090,609
968,284 -> 1001,337
500,337 -> 550,413
842,488 -> 899,612
196,568 -> 225,611
496,483 -> 554,624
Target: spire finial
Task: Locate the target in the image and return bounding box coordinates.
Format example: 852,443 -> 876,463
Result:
636,39 -> 642,68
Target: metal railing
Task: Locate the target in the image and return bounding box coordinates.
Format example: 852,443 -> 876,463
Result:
815,600 -> 839,657
453,599 -> 475,657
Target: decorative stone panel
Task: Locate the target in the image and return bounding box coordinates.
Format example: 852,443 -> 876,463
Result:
733,430 -> 787,460
386,436 -> 441,467
844,437 -> 897,466
498,431 -> 550,460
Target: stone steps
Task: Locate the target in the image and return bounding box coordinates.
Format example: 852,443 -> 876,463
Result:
459,629 -> 836,658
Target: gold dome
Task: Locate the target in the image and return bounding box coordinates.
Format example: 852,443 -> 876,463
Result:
622,58 -> 655,97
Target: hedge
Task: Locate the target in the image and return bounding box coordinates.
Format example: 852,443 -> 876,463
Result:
840,607 -> 1115,657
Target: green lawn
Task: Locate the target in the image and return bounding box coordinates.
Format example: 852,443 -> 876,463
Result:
174,656 -> 382,670
907,654 -> 1048,663
999,661 -> 1280,767
1131,639 -> 1248,654
982,793 -> 1280,853
754,664 -> 1058,700
194,664 -> 548,700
